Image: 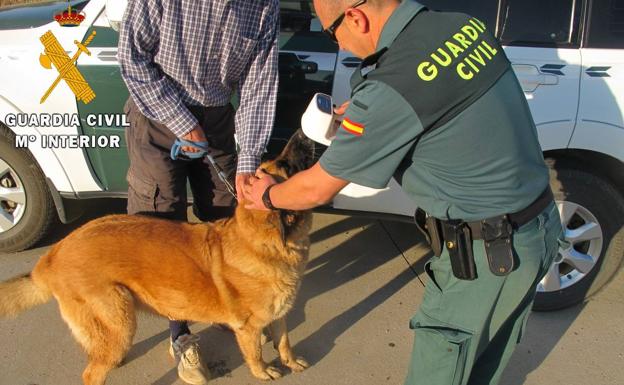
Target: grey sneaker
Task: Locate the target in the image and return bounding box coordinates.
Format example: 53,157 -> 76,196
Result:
169,334 -> 210,385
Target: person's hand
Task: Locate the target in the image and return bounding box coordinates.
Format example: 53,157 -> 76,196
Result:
180,126 -> 207,153
332,100 -> 350,131
235,173 -> 254,202
334,100 -> 350,116
244,169 -> 277,211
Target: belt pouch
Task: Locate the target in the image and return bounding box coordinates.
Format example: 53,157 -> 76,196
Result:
414,209 -> 443,257
426,216 -> 444,257
441,220 -> 477,280
481,216 -> 515,276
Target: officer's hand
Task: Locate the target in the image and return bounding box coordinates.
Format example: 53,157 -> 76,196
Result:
243,169 -> 277,211
180,126 -> 207,153
334,100 -> 350,116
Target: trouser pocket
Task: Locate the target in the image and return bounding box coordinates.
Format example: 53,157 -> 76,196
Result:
406,312 -> 473,385
127,169 -> 158,214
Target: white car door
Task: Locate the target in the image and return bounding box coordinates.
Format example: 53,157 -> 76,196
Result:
499,0 -> 583,152
572,0 -> 624,162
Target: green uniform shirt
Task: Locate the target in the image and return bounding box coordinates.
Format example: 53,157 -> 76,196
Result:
320,0 -> 549,221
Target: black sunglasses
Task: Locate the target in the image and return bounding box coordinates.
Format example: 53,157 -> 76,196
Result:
322,0 -> 367,43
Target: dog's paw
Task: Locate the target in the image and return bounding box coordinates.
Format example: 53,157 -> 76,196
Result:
285,356 -> 309,372
253,366 -> 282,381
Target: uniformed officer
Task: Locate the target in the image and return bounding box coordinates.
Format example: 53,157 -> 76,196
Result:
245,1 -> 565,384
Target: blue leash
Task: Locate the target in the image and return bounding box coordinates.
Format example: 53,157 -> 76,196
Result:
170,139 -> 210,160
170,139 -> 237,199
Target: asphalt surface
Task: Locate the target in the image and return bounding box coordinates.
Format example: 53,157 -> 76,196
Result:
0,200 -> 623,385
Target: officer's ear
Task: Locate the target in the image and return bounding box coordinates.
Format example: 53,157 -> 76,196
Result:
344,8 -> 370,35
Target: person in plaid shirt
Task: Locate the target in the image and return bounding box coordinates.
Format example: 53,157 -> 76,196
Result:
118,1 -> 279,383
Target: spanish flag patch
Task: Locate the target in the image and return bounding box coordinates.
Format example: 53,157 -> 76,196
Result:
341,117 -> 365,136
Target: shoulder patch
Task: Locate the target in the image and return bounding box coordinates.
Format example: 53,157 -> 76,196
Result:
341,117 -> 365,136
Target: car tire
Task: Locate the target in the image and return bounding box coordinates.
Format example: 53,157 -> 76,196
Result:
533,159 -> 624,311
0,127 -> 57,252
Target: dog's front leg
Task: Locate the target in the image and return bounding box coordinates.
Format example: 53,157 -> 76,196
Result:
235,324 -> 282,380
270,317 -> 309,372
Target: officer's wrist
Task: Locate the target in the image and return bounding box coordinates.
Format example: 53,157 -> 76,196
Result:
262,184 -> 278,210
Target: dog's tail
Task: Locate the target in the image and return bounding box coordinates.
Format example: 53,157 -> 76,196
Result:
0,273 -> 52,317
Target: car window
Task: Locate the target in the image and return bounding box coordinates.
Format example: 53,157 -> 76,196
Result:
272,0 -> 337,154
0,0 -> 89,30
280,0 -> 336,52
586,0 -> 624,49
419,0 -> 499,32
499,0 -> 582,47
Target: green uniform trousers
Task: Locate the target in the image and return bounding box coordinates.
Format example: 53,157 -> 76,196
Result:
404,202 -> 564,385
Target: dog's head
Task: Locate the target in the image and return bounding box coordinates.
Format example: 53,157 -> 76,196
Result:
261,129 -> 317,181
239,129 -> 316,247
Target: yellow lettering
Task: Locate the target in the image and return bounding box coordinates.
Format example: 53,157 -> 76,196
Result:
468,49 -> 485,66
445,41 -> 464,58
418,61 -> 438,81
470,19 -> 485,33
482,41 -> 498,56
474,17 -> 487,31
431,48 -> 453,67
461,25 -> 480,40
457,63 -> 474,80
478,42 -> 492,60
453,33 -> 472,49
465,57 -> 480,73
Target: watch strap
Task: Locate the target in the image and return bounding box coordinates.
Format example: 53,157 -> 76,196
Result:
262,184 -> 277,210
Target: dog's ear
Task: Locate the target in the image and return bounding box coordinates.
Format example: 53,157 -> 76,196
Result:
277,210 -> 300,244
276,129 -> 316,177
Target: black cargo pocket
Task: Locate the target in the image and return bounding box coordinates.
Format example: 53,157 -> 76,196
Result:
127,170 -> 157,213
409,312 -> 472,385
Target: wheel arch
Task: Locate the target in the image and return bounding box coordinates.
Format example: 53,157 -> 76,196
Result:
543,148 -> 624,195
0,98 -> 74,193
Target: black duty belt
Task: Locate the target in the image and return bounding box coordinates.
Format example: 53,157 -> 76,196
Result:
415,187 -> 555,280
455,187 -> 554,240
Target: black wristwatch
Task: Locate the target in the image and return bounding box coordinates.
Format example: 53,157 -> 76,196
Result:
262,184 -> 277,210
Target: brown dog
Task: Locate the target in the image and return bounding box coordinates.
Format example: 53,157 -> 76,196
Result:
0,130 -> 316,385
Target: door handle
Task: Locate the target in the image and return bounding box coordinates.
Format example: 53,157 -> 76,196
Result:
520,73 -> 559,85
341,57 -> 361,68
97,50 -> 118,62
512,64 -> 560,92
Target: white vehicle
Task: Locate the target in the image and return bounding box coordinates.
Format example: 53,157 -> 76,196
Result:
0,0 -> 622,311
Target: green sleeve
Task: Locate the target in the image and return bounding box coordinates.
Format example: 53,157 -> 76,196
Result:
320,80 -> 424,188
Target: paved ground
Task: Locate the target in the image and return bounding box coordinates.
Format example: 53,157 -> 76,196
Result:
0,200 -> 623,385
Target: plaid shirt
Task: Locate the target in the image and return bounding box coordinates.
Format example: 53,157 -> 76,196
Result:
118,0 -> 280,173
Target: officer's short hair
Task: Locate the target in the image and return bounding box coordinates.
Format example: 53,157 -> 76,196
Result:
320,0 -> 388,17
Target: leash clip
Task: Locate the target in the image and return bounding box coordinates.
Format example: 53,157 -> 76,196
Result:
170,139 -> 210,160
170,139 -> 237,199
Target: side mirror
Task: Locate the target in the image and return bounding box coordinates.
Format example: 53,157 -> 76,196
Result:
105,0 -> 128,31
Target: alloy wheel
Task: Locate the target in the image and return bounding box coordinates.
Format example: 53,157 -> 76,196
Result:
0,158 -> 26,233
538,200 -> 603,292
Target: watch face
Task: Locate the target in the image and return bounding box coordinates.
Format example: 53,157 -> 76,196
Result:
316,94 -> 333,114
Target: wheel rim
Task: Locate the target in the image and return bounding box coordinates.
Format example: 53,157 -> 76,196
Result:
0,158 -> 26,233
537,200 -> 603,293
